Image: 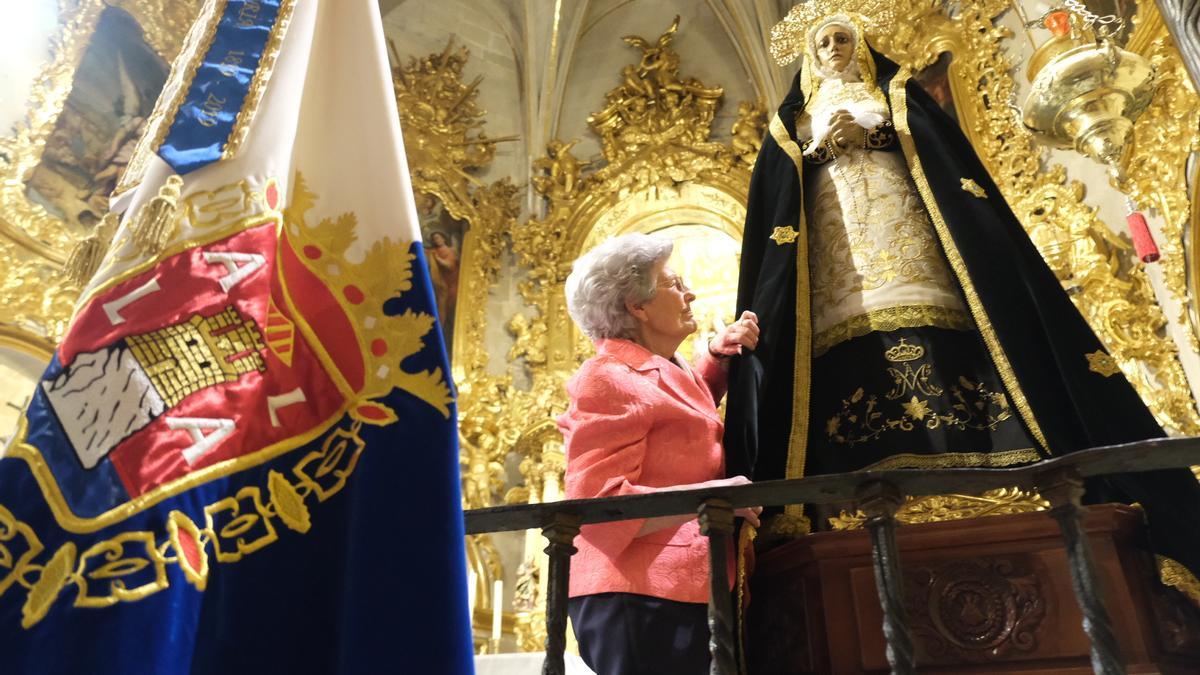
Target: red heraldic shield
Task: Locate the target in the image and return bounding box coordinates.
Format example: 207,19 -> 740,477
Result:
55,219 -> 346,502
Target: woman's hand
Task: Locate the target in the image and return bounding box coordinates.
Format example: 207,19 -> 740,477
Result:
709,475 -> 763,527
636,474 -> 764,535
827,109 -> 865,151
709,310 -> 760,358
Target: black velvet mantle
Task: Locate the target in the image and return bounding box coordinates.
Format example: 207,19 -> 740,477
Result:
722,50 -> 1200,575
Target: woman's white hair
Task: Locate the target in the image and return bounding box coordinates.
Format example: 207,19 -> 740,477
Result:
565,233 -> 674,340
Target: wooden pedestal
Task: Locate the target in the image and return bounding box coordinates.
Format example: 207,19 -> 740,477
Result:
745,505 -> 1200,674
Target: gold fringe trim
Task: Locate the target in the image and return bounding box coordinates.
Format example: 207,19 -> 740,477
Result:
862,447 -> 1041,471
889,71 -> 1051,454
63,212 -> 120,287
736,523 -> 757,675
130,175 -> 184,255
768,113 -> 813,526
762,511 -> 812,537
813,304 -> 974,356
1158,555 -> 1200,610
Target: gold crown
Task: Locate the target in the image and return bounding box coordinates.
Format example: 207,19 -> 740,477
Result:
884,338 -> 924,363
769,0 -> 895,66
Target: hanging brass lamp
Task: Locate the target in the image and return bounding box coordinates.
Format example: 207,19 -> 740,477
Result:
1022,3 -> 1161,262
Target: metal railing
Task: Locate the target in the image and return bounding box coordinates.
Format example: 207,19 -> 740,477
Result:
462,437 -> 1200,675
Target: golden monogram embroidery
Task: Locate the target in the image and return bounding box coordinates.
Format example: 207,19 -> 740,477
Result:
825,338 -> 1015,446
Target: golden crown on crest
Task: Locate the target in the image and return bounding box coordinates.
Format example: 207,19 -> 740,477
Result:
769,0 -> 897,65
884,338 -> 925,363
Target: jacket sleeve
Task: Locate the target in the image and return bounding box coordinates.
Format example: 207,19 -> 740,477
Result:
693,349 -> 729,404
559,362 -> 657,559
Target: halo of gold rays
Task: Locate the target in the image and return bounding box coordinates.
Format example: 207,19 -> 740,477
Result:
770,0 -> 897,66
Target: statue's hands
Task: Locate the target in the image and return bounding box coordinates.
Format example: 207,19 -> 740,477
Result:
709,310 -> 760,357
827,110 -> 865,151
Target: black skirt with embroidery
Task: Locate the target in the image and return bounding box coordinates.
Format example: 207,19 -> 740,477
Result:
804,325 -> 1043,477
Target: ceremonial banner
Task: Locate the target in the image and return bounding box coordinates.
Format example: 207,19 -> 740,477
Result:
0,1 -> 474,673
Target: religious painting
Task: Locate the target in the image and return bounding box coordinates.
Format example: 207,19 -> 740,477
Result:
23,7 -> 168,230
415,190 -> 467,358
913,52 -> 958,122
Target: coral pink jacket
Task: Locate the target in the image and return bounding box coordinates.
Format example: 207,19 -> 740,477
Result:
557,338 -> 732,604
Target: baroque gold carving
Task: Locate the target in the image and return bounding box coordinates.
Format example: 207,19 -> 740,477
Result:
388,40 -> 523,645
392,39 -> 497,219
108,0 -> 201,61
829,488 -> 1050,530
514,16 -> 753,378
1122,2 -> 1200,351
390,38 -> 520,379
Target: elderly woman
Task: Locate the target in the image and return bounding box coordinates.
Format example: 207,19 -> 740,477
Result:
557,232 -> 761,675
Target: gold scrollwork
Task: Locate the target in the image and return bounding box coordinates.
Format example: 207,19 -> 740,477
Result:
829,488 -> 1051,530
74,531 -> 168,608
203,486 -> 280,563
1122,2 -> 1200,352
390,39 -> 522,645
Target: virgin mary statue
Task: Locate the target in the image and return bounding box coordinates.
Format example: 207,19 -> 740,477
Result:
723,11 -> 1200,576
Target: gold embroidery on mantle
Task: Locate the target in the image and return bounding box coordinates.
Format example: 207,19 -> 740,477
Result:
770,225 -> 799,245
960,178 -> 987,199
825,338 -> 1016,446
1087,350 -> 1122,377
813,304 -> 973,357
773,0 -> 1199,436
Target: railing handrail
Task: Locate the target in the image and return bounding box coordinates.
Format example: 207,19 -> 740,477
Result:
469,435 -> 1200,675
463,435 -> 1200,534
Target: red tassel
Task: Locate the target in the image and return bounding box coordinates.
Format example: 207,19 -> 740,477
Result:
1126,210 -> 1159,263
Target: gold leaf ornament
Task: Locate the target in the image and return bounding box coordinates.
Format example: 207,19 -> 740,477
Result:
268,470 -> 312,534
21,542 -> 77,629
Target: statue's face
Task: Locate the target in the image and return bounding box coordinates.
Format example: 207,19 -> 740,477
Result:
814,23 -> 854,73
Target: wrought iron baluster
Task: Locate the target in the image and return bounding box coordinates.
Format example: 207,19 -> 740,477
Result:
858,480 -> 915,675
698,498 -> 737,675
540,512 -> 580,675
1039,468 -> 1125,675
